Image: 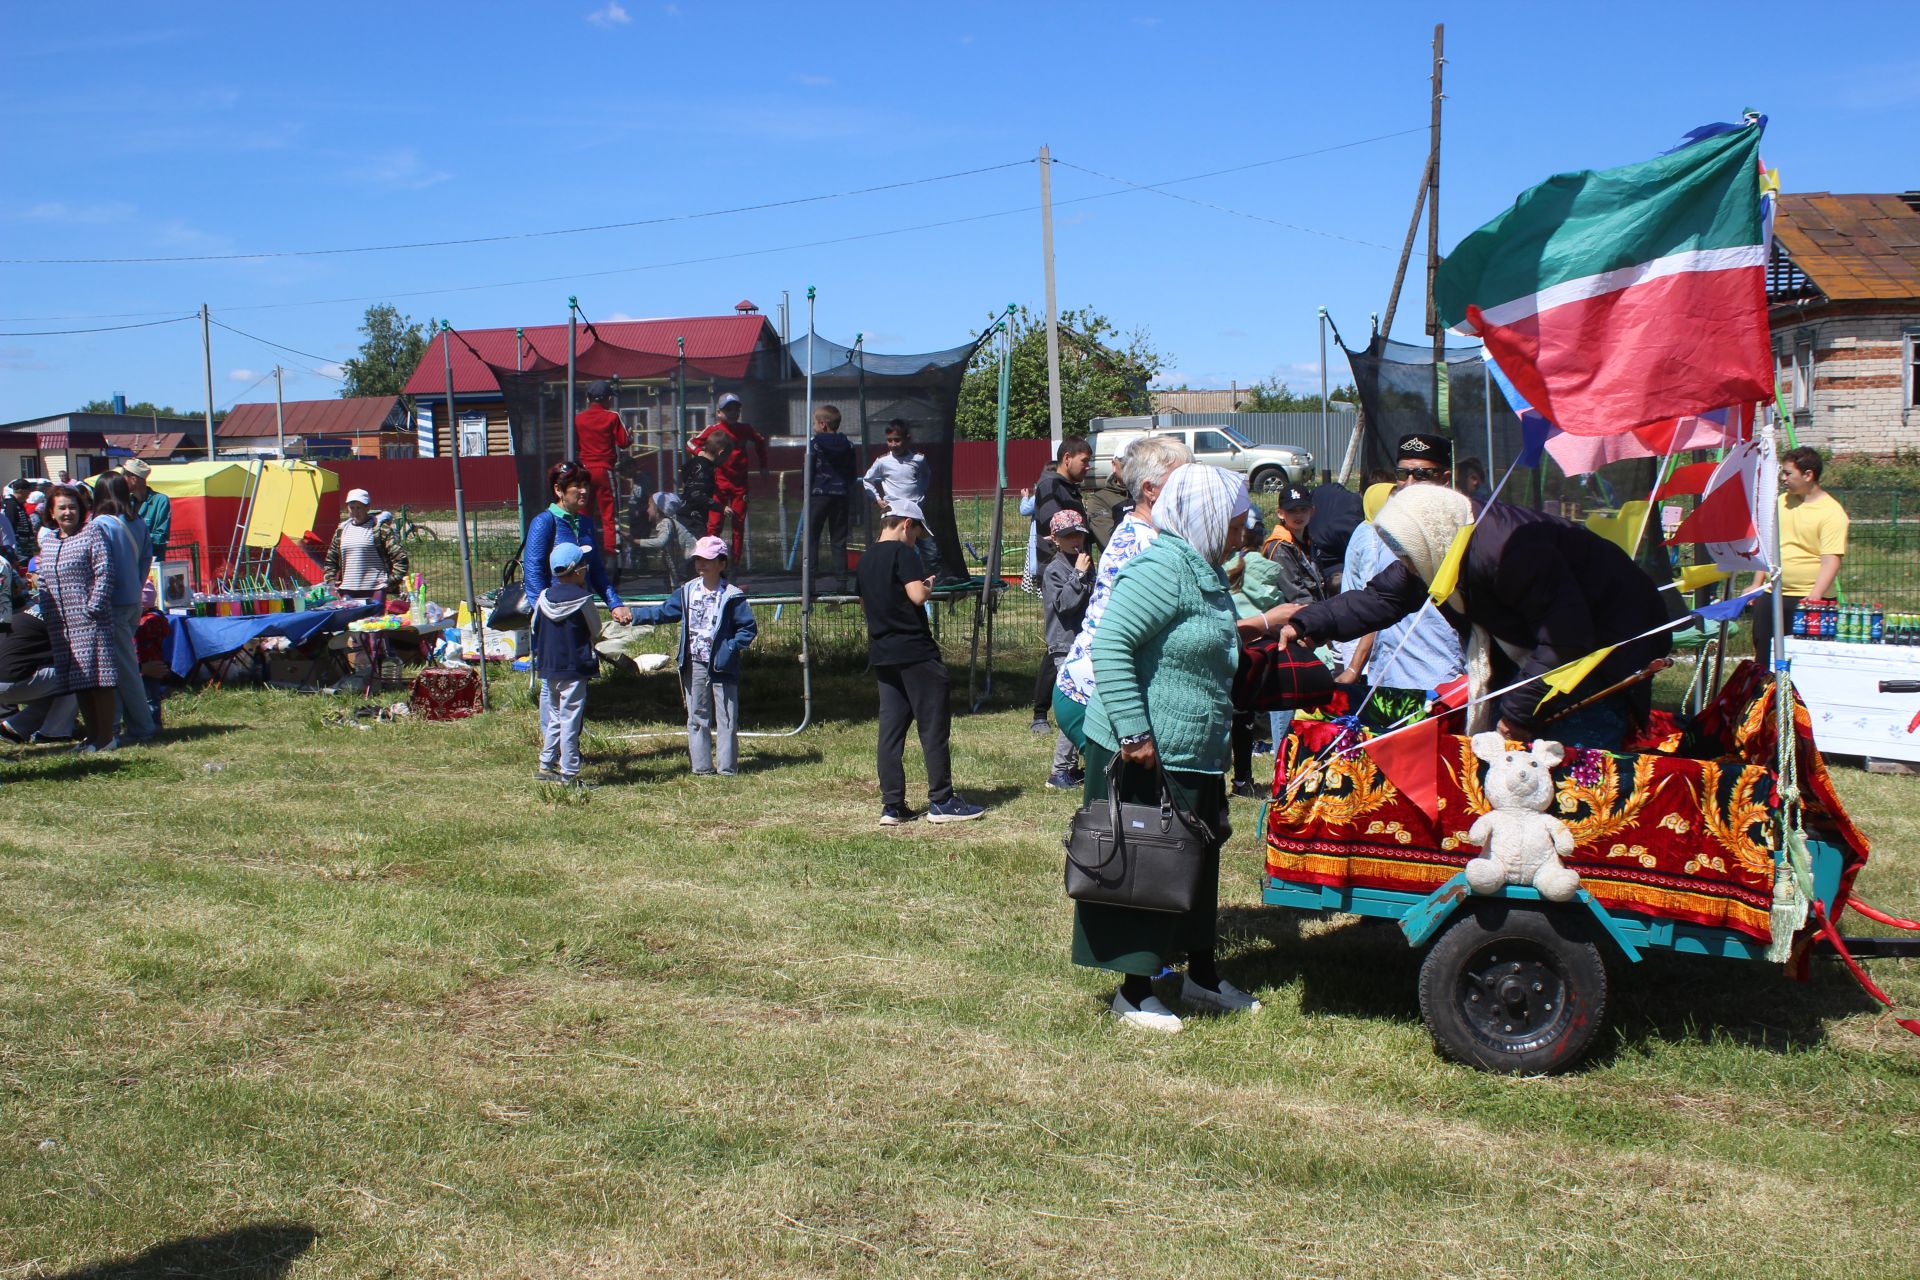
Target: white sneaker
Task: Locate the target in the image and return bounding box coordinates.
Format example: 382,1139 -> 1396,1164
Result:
1110,990 -> 1183,1033
1180,974 -> 1262,1013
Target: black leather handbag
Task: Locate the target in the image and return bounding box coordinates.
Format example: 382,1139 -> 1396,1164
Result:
1063,753 -> 1216,914
486,538 -> 532,630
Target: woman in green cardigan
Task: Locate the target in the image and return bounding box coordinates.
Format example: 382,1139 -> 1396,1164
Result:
1077,463 -> 1262,1033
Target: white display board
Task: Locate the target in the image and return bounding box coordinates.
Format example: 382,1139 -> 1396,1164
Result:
1785,638 -> 1920,765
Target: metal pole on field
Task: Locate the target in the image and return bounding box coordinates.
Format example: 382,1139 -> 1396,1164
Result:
273,365 -> 286,459
200,303 -> 216,459
800,290 -> 818,608
1039,145 -> 1064,451
969,308 -> 1014,710
1317,308 -> 1330,484
673,339 -> 686,489
855,332 -> 872,543
443,323 -> 488,711
565,297 -> 578,460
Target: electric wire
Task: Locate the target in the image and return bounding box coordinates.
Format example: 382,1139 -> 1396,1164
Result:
1053,158 -> 1399,251
1,124 -> 1429,323
1,160 -> 1037,265
207,317 -> 346,378
0,313 -> 197,337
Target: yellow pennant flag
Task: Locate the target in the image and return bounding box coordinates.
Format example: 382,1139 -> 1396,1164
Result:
1536,644 -> 1617,710
1583,501 -> 1649,557
1675,562 -> 1732,592
1427,522 -> 1474,605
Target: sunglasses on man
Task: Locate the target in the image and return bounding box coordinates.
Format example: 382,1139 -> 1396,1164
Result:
1395,465 -> 1447,483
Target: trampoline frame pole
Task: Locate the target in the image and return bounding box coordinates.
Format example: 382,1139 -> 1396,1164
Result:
969,306 -> 1014,711
856,333 -> 872,544
442,324 -> 488,711
1317,308 -> 1330,484
674,340 -> 686,490
565,297 -> 578,461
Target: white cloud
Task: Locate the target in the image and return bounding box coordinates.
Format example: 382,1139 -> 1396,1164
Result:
315,361 -> 346,378
344,148 -> 451,191
604,311 -> 641,322
18,200 -> 135,225
0,346 -> 47,371
794,73 -> 834,88
662,3 -> 682,14
229,368 -> 261,383
586,2 -> 631,25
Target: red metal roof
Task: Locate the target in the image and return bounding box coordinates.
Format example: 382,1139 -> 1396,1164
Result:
104,431 -> 190,459
403,314 -> 778,397
217,395 -> 404,439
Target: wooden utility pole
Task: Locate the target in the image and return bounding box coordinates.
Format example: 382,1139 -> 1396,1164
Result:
1039,144 -> 1064,450
200,303 -> 215,459
1425,23 -> 1446,413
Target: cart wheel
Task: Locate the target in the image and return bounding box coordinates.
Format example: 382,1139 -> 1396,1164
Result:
1418,903 -> 1608,1075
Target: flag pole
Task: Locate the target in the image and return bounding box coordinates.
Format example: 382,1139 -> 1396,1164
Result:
442,322 -> 488,711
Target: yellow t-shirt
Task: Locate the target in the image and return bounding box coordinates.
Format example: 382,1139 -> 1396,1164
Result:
1777,491 -> 1848,597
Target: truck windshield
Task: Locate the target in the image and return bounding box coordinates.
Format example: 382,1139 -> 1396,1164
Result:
1219,426 -> 1258,448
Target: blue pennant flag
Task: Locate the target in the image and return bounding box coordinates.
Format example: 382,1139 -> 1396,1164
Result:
1693,587 -> 1769,623
1484,351 -> 1555,467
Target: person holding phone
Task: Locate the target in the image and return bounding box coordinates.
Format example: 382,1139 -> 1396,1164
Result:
855,497 -> 984,828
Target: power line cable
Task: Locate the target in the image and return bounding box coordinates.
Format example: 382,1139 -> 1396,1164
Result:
207,317 -> 346,378
1,160 -> 1036,265
0,313 -> 197,337
0,125 -> 1428,322
1052,158 -> 1399,251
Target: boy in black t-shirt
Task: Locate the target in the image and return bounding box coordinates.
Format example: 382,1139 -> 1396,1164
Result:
855,498 -> 985,827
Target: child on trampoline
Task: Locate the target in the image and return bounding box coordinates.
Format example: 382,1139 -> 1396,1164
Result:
631,535 -> 758,776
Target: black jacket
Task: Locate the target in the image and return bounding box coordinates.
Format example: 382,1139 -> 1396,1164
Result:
681,454 -> 720,525
1031,468 -> 1086,566
1306,482 -> 1364,583
1291,501 -> 1671,736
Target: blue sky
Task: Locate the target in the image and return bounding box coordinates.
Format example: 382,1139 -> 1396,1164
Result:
3,1 -> 1915,419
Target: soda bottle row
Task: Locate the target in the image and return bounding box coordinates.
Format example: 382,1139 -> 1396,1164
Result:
1789,599 -> 1913,645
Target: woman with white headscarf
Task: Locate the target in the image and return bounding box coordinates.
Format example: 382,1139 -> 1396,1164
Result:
1074,464 -> 1262,1033
1268,484 -> 1670,748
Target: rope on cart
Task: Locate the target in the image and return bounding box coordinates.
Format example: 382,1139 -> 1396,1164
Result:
1810,899 -> 1920,1039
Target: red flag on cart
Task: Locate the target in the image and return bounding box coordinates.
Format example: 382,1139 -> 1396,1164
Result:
1365,717 -> 1443,823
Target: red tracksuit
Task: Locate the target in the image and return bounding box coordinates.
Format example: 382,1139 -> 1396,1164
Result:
574,403 -> 629,554
688,418 -> 769,558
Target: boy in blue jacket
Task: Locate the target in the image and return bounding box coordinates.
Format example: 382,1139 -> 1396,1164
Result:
633,534 -> 758,776
533,542 -> 602,785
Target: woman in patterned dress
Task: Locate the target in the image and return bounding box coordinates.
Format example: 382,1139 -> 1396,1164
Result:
38,485 -> 118,751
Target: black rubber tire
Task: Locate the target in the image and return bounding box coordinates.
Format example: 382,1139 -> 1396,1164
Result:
1418,902 -> 1609,1075
1250,467 -> 1286,495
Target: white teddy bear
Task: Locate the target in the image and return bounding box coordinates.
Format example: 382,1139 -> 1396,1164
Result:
1464,732 -> 1581,902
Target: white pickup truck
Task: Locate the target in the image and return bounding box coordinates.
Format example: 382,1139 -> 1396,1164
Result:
1090,424 -> 1312,494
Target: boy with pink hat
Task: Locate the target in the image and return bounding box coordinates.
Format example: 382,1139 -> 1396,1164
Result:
631,534 -> 758,775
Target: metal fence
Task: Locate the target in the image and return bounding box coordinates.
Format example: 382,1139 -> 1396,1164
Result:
1829,489 -> 1918,611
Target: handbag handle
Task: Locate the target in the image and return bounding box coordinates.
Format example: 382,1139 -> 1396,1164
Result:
1109,746 -> 1217,849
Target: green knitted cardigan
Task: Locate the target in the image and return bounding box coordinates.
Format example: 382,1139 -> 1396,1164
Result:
1083,531 -> 1237,773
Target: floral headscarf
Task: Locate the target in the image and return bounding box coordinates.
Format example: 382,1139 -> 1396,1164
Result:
1151,464 -> 1250,567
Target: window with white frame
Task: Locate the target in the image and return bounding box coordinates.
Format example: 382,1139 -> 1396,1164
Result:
1906,329 -> 1919,410
1792,333 -> 1815,413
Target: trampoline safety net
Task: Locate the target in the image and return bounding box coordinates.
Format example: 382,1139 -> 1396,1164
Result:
474,325 -> 985,587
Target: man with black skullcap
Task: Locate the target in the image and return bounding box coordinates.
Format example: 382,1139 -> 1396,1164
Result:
1393,432 -> 1452,488
574,380 -> 629,563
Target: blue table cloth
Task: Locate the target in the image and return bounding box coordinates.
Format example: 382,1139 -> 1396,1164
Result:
166,603 -> 380,679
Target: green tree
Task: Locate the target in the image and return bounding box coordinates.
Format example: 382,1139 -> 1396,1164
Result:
78,398 -> 221,420
1239,377 -> 1360,414
338,304 -> 428,399
956,306 -> 1165,443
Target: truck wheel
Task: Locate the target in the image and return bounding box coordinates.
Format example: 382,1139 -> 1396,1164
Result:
1418,902 -> 1608,1074
1249,467 -> 1286,494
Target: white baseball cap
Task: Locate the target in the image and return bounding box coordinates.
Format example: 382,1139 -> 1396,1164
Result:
886,498 -> 926,524
345,488 -> 371,505
717,392 -> 742,409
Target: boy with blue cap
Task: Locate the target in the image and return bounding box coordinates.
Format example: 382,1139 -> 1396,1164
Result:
533,540 -> 603,785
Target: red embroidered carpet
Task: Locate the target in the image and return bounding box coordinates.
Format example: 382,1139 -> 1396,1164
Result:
1265,663 -> 1869,945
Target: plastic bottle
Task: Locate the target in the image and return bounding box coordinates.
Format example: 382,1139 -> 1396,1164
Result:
1872,603 -> 1885,644
1791,601 -> 1808,638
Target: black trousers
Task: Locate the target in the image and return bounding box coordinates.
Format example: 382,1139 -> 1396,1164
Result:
806,493 -> 851,588
1750,593 -> 1803,661
1032,651 -> 1059,720
875,659 -> 953,807
1231,710 -> 1257,784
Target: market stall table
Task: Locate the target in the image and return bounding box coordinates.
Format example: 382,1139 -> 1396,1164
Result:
1784,637 -> 1920,768
165,603 -> 380,683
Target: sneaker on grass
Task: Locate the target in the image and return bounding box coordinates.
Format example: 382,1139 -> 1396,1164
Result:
535,767 -> 562,783
1045,769 -> 1079,791
878,804 -> 914,826
926,794 -> 986,824
1179,974 -> 1262,1013
1111,990 -> 1183,1033
1028,717 -> 1050,735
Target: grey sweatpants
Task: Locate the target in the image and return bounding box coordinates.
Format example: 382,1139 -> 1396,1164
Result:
111,603 -> 157,740
685,659 -> 739,775
539,675 -> 587,777
1046,648 -> 1079,774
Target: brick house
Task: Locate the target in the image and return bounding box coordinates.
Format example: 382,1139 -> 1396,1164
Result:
1768,192 -> 1920,455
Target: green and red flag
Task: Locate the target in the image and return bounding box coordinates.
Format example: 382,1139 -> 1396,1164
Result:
1436,123 -> 1773,438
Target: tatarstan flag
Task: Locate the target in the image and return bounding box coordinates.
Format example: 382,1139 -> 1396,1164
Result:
1436,124 -> 1773,438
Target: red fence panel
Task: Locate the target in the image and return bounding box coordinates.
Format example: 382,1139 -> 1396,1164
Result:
322,457 -> 521,509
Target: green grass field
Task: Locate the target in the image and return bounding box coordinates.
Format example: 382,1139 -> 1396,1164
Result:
4,647 -> 1919,1279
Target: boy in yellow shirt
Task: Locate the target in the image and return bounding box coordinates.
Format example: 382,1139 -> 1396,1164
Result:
1751,446 -> 1847,656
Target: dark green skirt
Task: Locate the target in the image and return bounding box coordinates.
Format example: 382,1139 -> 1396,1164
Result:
1069,740 -> 1225,977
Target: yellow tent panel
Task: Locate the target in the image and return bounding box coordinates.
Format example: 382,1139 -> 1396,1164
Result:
147,461 -> 252,499
243,461 -> 336,547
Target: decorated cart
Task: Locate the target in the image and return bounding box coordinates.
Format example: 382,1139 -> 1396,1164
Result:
1260,661 -> 1881,1073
